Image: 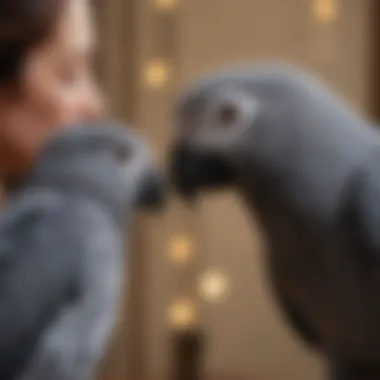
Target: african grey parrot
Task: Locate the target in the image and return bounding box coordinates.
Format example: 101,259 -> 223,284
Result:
2,122 -> 165,380
169,63 -> 380,380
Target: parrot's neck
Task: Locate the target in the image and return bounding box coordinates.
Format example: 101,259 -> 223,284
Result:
233,79 -> 380,220
21,170 -> 129,229
235,127 -> 379,226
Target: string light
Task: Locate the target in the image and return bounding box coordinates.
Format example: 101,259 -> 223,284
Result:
312,0 -> 338,23
168,298 -> 197,328
150,0 -> 196,336
169,234 -> 193,265
198,270 -> 230,304
154,0 -> 178,12
142,59 -> 171,89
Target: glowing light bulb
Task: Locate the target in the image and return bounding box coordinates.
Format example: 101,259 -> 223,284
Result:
168,299 -> 196,328
142,59 -> 170,89
313,0 -> 338,23
154,0 -> 178,11
169,234 -> 193,265
198,270 -> 230,304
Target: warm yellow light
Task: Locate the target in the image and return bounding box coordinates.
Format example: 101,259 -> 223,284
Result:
198,270 -> 230,304
313,0 -> 337,23
154,0 -> 178,11
168,299 -> 196,328
169,234 -> 193,265
142,59 -> 170,89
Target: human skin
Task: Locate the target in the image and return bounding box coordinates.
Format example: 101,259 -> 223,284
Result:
0,0 -> 105,189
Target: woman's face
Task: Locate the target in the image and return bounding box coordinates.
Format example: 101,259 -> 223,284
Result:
0,0 -> 104,180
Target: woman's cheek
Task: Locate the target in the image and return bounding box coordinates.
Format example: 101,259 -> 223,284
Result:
8,98 -> 63,163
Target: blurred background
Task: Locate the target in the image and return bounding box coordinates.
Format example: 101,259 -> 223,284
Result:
93,1 -> 379,379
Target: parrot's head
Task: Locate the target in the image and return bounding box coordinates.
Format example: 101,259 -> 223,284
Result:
29,122 -> 167,221
169,62 -> 324,200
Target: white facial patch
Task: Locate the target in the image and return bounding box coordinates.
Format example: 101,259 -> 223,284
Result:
190,89 -> 261,155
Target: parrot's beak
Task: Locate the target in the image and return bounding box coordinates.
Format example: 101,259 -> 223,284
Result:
169,141 -> 236,201
137,168 -> 168,211
169,143 -> 199,201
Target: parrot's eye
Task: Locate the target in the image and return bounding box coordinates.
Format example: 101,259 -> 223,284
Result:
114,145 -> 132,164
215,101 -> 240,127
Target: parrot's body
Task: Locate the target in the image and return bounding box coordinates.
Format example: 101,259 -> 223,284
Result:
16,193 -> 124,380
169,63 -> 380,379
5,123 -> 166,380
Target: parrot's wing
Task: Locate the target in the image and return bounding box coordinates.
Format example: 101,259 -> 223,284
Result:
19,203 -> 124,380
0,190 -> 82,380
351,152 -> 380,266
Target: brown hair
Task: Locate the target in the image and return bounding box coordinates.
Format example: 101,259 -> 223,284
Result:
0,0 -> 63,85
